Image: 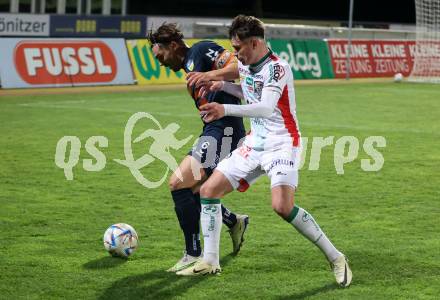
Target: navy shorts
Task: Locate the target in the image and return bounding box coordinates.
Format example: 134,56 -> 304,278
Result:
188,125 -> 245,177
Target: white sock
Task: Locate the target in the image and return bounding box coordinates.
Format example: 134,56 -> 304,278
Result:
200,198 -> 222,265
288,206 -> 342,262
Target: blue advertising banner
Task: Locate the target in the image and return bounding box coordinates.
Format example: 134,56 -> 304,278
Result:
50,15 -> 146,38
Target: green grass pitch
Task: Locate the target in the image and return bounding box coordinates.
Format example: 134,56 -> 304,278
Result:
1,81 -> 439,299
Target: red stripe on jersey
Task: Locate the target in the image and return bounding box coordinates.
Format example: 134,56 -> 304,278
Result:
277,85 -> 300,147
269,53 -> 279,61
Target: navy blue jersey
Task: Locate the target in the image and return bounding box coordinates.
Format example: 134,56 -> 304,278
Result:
183,41 -> 244,131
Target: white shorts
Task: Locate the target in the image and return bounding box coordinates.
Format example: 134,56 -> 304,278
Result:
216,144 -> 301,190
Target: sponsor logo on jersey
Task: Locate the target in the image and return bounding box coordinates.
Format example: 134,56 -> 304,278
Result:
245,76 -> 253,86
251,117 -> 265,126
186,59 -> 194,71
253,80 -> 264,98
272,63 -> 285,82
239,66 -> 250,75
205,48 -> 219,61
14,40 -> 117,84
268,158 -> 294,172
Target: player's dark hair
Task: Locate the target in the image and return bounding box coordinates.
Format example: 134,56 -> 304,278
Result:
228,15 -> 265,40
146,22 -> 185,46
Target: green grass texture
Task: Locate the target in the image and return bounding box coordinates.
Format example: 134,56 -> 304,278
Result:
1,82 -> 439,299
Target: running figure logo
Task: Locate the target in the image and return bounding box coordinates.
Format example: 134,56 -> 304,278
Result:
115,112 -> 193,188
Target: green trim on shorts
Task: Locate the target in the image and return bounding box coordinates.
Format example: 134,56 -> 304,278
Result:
285,206 -> 299,223
201,198 -> 221,204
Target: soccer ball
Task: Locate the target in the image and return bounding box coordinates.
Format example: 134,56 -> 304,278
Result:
103,223 -> 139,258
394,73 -> 403,82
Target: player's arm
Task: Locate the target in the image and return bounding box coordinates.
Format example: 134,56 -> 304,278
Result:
220,81 -> 243,99
200,80 -> 243,99
201,87 -> 280,122
207,60 -> 239,81
201,63 -> 288,122
187,50 -> 239,86
224,86 -> 280,117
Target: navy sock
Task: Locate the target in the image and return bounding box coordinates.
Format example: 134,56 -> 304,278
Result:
171,188 -> 201,257
193,192 -> 201,211
221,205 -> 238,229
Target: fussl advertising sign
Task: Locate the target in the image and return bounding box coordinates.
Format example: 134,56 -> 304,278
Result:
0,38 -> 134,88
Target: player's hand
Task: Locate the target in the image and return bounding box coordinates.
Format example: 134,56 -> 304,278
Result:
200,102 -> 225,123
199,81 -> 224,98
187,72 -> 212,88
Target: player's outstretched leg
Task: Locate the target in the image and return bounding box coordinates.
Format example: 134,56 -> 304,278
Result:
177,170 -> 234,276
271,185 -> 352,287
167,188 -> 202,272
167,156 -> 206,272
285,205 -> 352,287
176,197 -> 222,276
195,193 -> 249,255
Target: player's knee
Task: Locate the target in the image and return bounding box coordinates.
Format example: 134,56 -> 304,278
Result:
168,174 -> 183,191
199,182 -> 217,198
272,203 -> 291,219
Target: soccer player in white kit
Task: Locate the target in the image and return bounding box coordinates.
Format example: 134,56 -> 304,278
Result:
178,15 -> 352,287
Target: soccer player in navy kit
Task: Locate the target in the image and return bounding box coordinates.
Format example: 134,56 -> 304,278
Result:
147,23 -> 252,272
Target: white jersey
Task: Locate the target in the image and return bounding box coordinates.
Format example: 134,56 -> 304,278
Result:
238,51 -> 301,151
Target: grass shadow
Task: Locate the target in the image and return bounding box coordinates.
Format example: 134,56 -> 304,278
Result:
99,254 -> 236,299
83,256 -> 128,269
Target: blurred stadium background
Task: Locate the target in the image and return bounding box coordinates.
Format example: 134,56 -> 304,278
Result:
1,0 -> 440,299
1,0 -> 437,87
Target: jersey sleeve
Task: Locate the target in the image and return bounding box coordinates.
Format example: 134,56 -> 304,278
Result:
214,49 -> 236,70
264,62 -> 289,97
190,41 -> 235,72
223,88 -> 279,118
